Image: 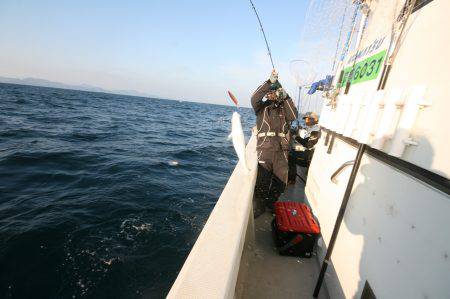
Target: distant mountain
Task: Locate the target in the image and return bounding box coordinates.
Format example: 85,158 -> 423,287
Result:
0,76 -> 159,98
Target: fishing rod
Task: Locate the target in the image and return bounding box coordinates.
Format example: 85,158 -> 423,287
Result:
248,0 -> 275,69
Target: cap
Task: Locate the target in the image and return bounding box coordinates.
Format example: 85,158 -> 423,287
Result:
302,112 -> 318,122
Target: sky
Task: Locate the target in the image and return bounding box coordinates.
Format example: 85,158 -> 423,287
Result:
0,1 -> 311,106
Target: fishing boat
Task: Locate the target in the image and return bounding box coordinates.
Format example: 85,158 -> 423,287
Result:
168,0 -> 449,298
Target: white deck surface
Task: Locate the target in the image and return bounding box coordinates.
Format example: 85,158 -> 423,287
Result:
238,167 -> 329,299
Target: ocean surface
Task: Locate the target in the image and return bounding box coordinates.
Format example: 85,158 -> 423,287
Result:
0,83 -> 255,298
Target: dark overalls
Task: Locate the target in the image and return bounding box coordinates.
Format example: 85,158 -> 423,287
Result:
251,81 -> 298,216
288,124 -> 321,182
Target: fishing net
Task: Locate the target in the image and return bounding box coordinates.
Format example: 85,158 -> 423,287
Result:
289,59 -> 317,87
298,0 -> 360,77
293,0 -> 361,115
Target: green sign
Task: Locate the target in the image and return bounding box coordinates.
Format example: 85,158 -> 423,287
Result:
339,50 -> 387,87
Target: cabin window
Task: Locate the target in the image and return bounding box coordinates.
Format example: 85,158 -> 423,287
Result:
361,281 -> 376,299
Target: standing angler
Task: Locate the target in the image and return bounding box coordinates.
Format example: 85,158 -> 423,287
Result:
251,70 -> 298,217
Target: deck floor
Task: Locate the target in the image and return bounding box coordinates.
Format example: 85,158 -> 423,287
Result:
239,167 -> 329,299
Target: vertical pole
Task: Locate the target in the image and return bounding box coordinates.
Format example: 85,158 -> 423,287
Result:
324,131 -> 330,146
327,133 -> 335,154
297,86 -> 302,119
313,143 -> 367,298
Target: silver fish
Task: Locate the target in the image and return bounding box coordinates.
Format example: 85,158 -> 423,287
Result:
228,112 -> 249,172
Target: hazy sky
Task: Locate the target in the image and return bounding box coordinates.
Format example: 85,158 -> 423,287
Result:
0,1 -> 310,106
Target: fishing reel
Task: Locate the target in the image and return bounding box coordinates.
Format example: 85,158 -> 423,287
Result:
273,88 -> 288,107
269,80 -> 282,91
275,88 -> 287,101
267,80 -> 287,104
266,89 -> 286,107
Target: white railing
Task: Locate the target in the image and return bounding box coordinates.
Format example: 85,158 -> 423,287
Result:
167,134 -> 258,299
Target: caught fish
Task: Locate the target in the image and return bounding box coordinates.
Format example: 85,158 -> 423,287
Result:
228,111 -> 249,172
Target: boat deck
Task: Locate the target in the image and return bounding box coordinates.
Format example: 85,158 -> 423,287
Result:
237,167 -> 329,299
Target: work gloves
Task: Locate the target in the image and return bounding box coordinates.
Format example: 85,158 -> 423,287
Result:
269,69 -> 287,101
269,69 -> 278,83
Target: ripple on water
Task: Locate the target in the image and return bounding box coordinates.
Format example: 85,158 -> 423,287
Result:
0,83 -> 255,298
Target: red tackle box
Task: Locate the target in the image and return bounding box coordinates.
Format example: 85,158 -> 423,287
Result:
272,201 -> 320,257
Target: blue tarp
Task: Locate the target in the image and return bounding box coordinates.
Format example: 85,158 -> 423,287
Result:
307,75 -> 333,95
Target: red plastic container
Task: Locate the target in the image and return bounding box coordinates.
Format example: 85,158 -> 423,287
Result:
275,201 -> 320,234
272,201 -> 320,257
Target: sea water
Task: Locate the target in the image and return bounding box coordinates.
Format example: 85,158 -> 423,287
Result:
0,83 -> 255,298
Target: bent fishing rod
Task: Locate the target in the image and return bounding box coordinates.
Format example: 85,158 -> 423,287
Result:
248,0 -> 275,70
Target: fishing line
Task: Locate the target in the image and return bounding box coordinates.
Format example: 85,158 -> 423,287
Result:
248,0 -> 275,69
331,2 -> 349,72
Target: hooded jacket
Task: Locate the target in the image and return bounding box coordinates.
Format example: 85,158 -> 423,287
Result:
251,81 -> 298,152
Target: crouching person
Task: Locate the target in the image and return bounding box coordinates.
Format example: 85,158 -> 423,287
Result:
287,111 -> 321,183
